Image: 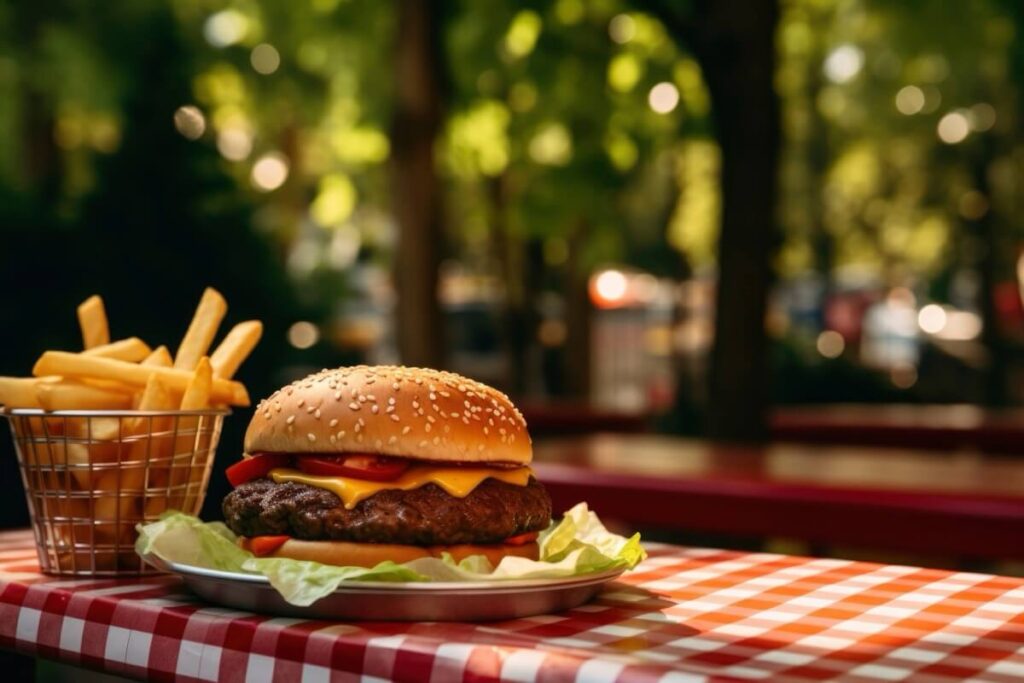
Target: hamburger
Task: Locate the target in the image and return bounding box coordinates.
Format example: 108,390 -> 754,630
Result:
222,366 -> 552,568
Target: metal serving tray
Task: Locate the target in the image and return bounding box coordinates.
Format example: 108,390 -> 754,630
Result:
143,554 -> 624,621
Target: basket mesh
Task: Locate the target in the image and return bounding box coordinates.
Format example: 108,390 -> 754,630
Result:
5,410 -> 225,576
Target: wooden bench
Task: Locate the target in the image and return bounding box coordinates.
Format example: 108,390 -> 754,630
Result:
771,404 -> 1024,454
533,435 -> 1024,560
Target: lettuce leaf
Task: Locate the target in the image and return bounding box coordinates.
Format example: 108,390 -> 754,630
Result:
136,503 -> 645,607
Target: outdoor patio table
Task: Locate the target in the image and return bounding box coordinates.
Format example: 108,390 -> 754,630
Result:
1,530 -> 1023,681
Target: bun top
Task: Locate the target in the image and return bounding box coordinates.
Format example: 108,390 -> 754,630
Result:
246,366 -> 532,465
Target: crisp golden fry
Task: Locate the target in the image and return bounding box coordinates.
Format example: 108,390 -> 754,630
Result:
141,345 -> 173,368
82,337 -> 152,362
135,346 -> 174,408
174,288 -> 227,371
33,351 -> 250,406
0,376 -> 60,409
36,381 -> 133,411
77,295 -> 110,349
210,321 -> 262,379
181,357 -> 213,410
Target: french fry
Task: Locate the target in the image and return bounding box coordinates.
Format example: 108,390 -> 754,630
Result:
180,357 -> 213,410
174,288 -> 227,370
82,337 -> 152,362
130,376 -> 176,510
134,346 -> 174,408
0,376 -> 60,409
141,345 -> 173,368
33,351 -> 250,406
210,321 -> 262,379
159,358 -> 214,511
36,381 -> 133,411
77,295 -> 110,349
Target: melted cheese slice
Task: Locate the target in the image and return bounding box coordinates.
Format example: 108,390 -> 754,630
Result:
269,465 -> 533,510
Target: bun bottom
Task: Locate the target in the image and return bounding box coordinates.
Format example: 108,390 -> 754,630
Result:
239,537 -> 539,568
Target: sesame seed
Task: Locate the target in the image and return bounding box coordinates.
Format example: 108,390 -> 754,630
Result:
329,418 -> 338,427
388,436 -> 397,445
425,424 -> 432,432
444,425 -> 451,433
402,426 -> 411,435
355,423 -> 361,433
478,444 -> 485,451
412,400 -> 420,409
349,402 -> 360,411
375,439 -> 383,448
298,399 -> 305,407
358,395 -> 367,403
392,382 -> 400,390
338,430 -> 346,439
388,397 -> 396,405
484,427 -> 489,435
439,391 -> 450,398
357,434 -> 364,443
330,435 -> 337,443
334,391 -> 342,400
429,392 -> 437,401
427,415 -> 436,423
307,433 -> 316,442
286,415 -> 296,425
419,440 -> 428,447
371,405 -> 379,414
390,414 -> 399,422
433,437 -> 440,445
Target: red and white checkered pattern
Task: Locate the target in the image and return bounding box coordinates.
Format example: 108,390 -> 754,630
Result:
1,529 -> 1022,682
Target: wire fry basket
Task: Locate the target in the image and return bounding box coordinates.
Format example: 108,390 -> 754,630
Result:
3,408 -> 228,576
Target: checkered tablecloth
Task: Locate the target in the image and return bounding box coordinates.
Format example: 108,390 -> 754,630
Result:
1,530 -> 1022,682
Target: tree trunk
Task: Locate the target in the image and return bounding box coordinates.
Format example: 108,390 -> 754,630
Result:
564,222 -> 593,397
701,1 -> 780,441
391,0 -> 444,368
649,0 -> 781,441
971,134 -> 1006,406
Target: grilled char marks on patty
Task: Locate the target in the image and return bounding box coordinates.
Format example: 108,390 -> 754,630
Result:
222,476 -> 552,546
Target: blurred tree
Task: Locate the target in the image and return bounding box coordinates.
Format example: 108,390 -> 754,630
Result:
647,0 -> 781,440
392,0 -> 445,368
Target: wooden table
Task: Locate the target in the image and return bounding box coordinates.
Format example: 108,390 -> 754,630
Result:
771,404 -> 1024,454
3,530 -> 1024,681
533,435 -> 1024,560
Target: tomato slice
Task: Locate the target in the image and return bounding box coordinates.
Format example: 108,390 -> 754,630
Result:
247,535 -> 290,556
225,452 -> 292,487
503,531 -> 539,546
296,454 -> 410,481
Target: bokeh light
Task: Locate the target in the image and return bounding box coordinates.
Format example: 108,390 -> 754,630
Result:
917,304 -> 947,334
816,330 -> 845,358
251,43 -> 281,75
217,127 -> 254,161
250,152 -> 290,191
968,103 -> 996,132
590,269 -> 628,308
823,44 -> 863,83
173,105 -> 205,140
608,14 -> 636,44
894,86 -> 925,115
648,82 -> 680,114
937,111 -> 969,144
203,10 -> 248,48
287,321 -> 320,349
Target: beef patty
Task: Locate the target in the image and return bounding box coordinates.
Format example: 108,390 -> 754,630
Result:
222,476 -> 552,546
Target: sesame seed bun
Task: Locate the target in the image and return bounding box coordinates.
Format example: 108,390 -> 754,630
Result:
239,537 -> 540,568
245,366 -> 532,465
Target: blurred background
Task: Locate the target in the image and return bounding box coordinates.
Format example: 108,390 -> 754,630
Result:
2,0 -> 1023,571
